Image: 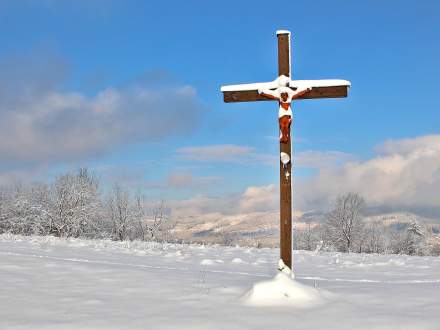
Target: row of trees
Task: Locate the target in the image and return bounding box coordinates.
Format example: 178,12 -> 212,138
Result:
293,193 -> 440,256
1,173 -> 439,256
0,169 -> 169,241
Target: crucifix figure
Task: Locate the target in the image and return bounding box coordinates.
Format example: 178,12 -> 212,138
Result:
258,86 -> 312,143
220,30 -> 350,272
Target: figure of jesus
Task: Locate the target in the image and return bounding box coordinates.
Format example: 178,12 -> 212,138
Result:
258,86 -> 312,143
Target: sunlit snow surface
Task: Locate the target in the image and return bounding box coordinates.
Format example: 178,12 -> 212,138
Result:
1,234 -> 439,329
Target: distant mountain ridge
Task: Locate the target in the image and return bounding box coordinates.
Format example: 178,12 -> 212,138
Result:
170,210 -> 439,247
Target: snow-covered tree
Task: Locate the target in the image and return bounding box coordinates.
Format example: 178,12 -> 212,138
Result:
134,194 -> 170,242
361,221 -> 386,254
404,222 -> 425,255
324,193 -> 365,253
293,223 -> 322,251
49,169 -> 102,238
0,186 -> 9,233
106,184 -> 133,241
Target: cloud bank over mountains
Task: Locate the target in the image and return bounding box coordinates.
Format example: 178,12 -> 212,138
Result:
171,135 -> 440,219
171,184 -> 279,218
297,134 -> 440,217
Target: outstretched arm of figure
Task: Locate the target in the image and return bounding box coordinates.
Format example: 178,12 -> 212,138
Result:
291,87 -> 312,100
258,88 -> 279,100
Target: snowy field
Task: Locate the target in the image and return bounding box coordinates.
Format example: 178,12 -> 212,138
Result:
1,234 -> 439,330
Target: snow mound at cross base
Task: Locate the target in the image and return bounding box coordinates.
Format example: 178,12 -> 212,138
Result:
242,272 -> 326,307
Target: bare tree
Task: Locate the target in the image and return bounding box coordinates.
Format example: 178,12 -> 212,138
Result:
134,191 -> 147,241
134,195 -> 169,241
106,184 -> 133,241
149,200 -> 169,241
324,193 -> 365,253
362,221 -> 386,254
293,223 -> 320,251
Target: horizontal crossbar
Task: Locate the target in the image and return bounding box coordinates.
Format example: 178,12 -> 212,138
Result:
222,85 -> 349,103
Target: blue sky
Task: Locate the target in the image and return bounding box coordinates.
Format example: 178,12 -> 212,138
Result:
1,0 -> 439,216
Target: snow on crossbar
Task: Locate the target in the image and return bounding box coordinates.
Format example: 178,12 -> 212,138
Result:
221,78 -> 351,103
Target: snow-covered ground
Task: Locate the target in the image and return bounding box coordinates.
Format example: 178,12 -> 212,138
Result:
1,234 -> 439,329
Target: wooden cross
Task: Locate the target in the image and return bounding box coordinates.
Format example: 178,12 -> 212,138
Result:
220,30 -> 350,271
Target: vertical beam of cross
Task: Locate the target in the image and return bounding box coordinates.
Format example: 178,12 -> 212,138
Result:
220,30 -> 350,272
277,31 -> 292,269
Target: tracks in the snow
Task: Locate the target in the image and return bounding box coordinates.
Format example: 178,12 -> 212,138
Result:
0,250 -> 271,278
1,250 -> 439,285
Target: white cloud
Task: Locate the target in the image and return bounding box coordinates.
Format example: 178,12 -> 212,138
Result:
238,184 -> 278,213
297,135 -> 440,217
376,135 -> 440,156
0,52 -> 204,168
171,195 -> 231,217
171,184 -> 278,217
